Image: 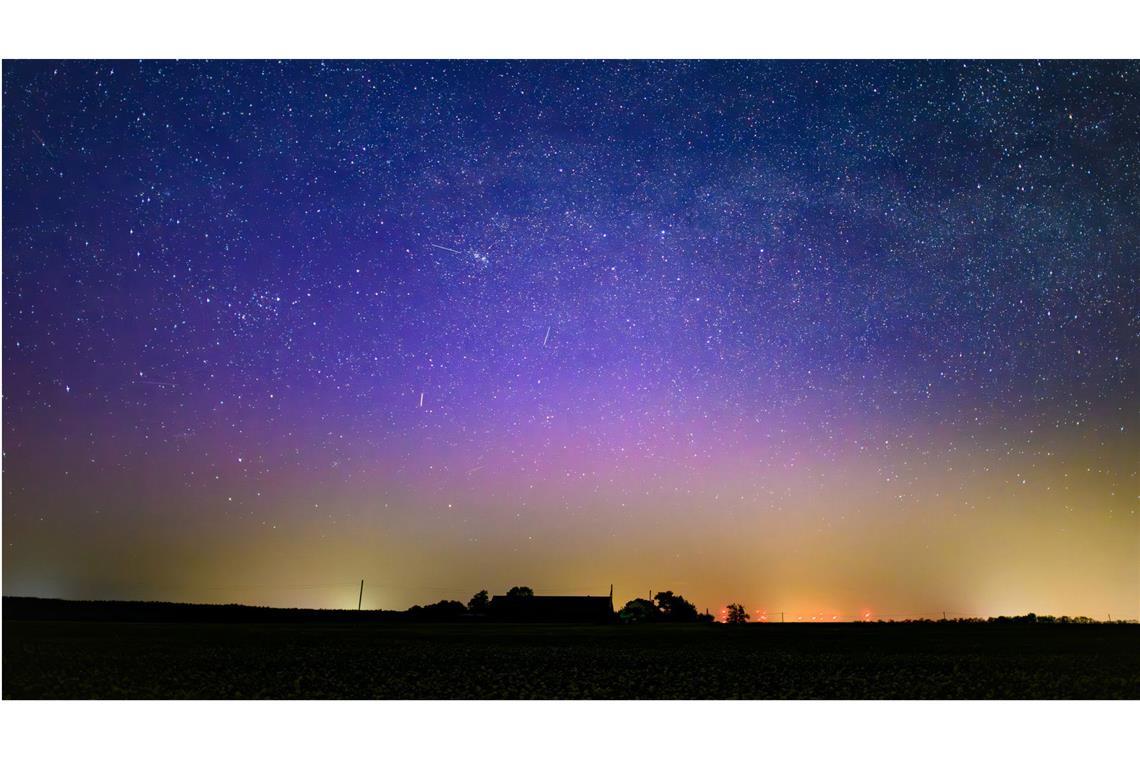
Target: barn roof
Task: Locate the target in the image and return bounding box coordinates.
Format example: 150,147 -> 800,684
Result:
487,593 -> 614,622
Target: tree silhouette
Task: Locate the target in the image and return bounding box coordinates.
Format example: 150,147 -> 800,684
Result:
506,586 -> 534,598
618,598 -> 660,623
654,591 -> 699,622
468,589 -> 489,614
725,603 -> 749,624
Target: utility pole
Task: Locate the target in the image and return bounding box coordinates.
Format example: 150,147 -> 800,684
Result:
780,612 -> 785,623
358,579 -> 364,611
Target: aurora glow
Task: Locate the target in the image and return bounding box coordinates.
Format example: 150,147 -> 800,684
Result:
3,61 -> 1136,618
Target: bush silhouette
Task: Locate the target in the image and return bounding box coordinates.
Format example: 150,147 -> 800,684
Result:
407,600 -> 466,621
654,591 -> 700,622
618,598 -> 660,623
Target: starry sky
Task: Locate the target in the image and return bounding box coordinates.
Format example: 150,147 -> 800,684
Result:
3,60 -> 1137,618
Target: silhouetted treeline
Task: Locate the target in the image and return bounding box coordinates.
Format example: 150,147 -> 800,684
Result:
618,591 -> 715,623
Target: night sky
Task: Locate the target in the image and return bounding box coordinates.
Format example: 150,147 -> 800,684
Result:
3,61 -> 1136,618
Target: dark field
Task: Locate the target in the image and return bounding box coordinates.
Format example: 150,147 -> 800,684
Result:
4,620 -> 1138,699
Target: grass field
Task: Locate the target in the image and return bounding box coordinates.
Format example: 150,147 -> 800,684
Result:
4,620 -> 1138,699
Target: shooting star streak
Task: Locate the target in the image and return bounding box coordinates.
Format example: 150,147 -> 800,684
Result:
543,326 -> 550,347
430,243 -> 489,265
418,391 -> 424,408
31,129 -> 57,159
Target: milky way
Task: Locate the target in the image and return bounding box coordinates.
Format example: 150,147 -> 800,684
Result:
3,61 -> 1136,616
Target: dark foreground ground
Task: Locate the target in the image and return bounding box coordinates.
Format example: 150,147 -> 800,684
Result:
5,618 -> 1138,698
